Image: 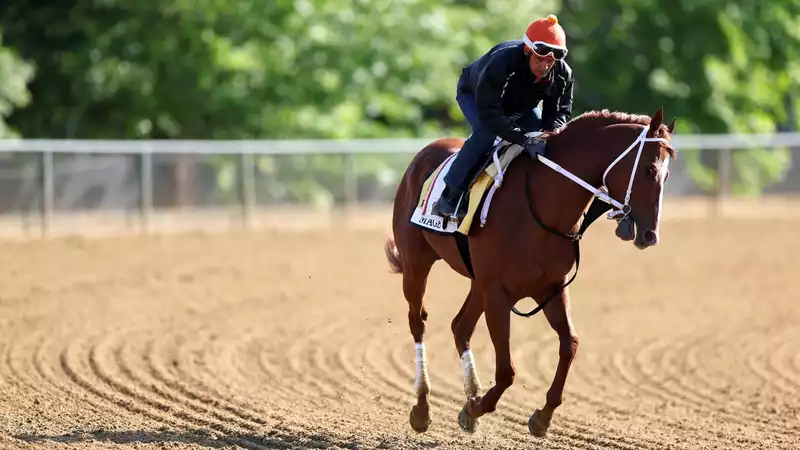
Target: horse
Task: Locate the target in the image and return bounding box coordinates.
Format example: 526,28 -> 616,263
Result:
383,107 -> 677,436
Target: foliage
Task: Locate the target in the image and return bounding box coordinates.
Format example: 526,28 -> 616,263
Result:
0,33 -> 34,138
559,0 -> 800,194
0,0 -> 797,201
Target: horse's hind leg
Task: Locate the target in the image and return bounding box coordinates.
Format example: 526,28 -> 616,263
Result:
395,235 -> 437,433
450,283 -> 484,432
460,284 -> 516,425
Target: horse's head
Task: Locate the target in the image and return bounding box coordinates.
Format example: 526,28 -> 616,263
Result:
602,107 -> 676,250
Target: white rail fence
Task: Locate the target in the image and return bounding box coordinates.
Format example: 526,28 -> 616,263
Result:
0,133 -> 798,236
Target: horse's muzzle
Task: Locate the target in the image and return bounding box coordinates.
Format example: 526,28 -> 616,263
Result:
634,228 -> 659,249
616,217 -> 659,249
643,229 -> 659,246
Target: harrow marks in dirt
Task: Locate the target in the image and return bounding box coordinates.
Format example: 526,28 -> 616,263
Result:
0,218 -> 799,449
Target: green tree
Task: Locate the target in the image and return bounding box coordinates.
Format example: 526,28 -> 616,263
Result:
1,1 -> 557,206
1,1 -> 272,139
3,1 -> 797,204
0,33 -> 33,138
558,0 -> 800,195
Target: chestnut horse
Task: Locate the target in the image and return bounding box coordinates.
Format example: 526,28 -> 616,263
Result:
384,107 -> 676,436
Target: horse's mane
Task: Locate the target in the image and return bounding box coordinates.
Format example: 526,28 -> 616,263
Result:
562,109 -> 653,133
548,109 -> 676,158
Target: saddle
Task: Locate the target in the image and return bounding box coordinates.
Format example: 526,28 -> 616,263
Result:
448,133 -> 548,221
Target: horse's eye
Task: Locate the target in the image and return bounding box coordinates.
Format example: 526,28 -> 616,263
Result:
645,167 -> 655,176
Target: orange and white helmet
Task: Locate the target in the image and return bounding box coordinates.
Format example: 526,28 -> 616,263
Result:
523,14 -> 568,60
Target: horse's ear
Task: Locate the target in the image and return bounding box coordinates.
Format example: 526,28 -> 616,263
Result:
649,107 -> 664,134
667,118 -> 676,134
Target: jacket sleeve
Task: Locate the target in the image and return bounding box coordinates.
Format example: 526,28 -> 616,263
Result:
540,72 -> 574,131
474,50 -> 529,147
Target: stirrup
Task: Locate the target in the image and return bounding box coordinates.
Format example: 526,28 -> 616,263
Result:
431,197 -> 455,217
450,193 -> 468,221
434,192 -> 465,221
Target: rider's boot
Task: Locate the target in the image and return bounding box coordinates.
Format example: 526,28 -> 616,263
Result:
431,184 -> 466,220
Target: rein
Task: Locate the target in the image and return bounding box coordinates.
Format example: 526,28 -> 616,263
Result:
512,169 -> 585,317
511,125 -> 669,318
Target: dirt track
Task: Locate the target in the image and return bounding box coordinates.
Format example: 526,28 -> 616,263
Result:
0,215 -> 799,449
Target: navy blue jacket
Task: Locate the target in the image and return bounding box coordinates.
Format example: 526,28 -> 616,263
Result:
459,40 -> 574,146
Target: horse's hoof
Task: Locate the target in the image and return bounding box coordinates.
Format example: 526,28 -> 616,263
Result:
528,408 -> 552,437
409,405 -> 431,433
457,398 -> 480,433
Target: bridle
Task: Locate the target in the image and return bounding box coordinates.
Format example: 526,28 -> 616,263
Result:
539,124 -> 670,222
513,124 -> 672,318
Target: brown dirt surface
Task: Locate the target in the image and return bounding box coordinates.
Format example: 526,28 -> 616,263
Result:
1,215 -> 799,449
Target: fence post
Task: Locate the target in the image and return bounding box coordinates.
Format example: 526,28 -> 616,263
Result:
344,152 -> 357,214
139,151 -> 153,233
714,148 -> 733,215
40,151 -> 54,238
240,152 -> 256,229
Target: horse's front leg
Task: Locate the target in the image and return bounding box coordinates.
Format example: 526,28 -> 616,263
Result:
529,287 -> 579,437
459,285 -> 515,425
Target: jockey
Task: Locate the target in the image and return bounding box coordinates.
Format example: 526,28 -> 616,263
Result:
432,14 -> 574,220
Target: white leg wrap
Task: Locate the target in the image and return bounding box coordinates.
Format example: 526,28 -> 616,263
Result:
414,343 -> 430,394
461,349 -> 481,397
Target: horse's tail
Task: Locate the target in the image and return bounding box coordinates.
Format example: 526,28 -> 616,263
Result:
384,237 -> 403,274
